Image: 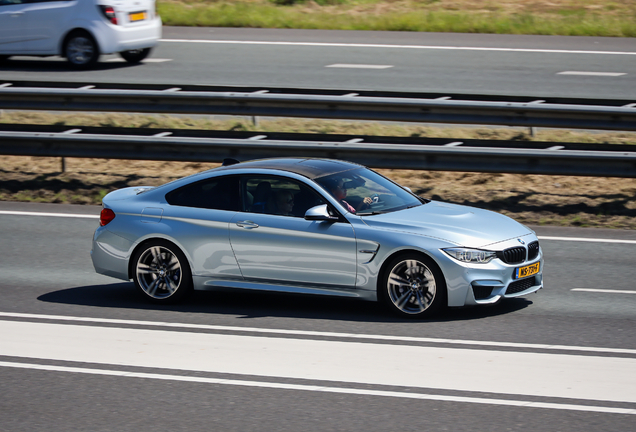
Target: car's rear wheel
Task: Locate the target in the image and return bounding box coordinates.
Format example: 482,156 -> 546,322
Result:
132,240 -> 192,303
379,253 -> 446,318
64,30 -> 99,69
120,48 -> 151,64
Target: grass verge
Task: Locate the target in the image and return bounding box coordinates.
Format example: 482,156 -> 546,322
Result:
157,0 -> 636,37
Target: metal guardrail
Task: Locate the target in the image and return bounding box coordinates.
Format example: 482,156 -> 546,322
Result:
1,80 -> 635,131
1,125 -> 635,177
0,81 -> 635,177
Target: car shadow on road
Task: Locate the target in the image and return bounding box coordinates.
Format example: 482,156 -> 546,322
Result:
37,282 -> 533,323
0,58 -> 144,72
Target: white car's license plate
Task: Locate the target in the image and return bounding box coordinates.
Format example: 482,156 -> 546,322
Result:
129,11 -> 147,22
515,262 -> 540,279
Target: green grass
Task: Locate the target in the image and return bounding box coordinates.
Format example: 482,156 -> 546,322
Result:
157,1 -> 636,37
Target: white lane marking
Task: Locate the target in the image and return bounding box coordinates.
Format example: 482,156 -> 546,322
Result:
159,39 -> 636,56
572,288 -> 636,295
1,320 -> 635,405
153,131 -> 173,137
325,64 -> 393,69
1,312 -> 635,355
558,71 -> 627,76
105,58 -> 172,63
538,236 -> 636,245
1,361 -> 634,415
0,210 -> 98,219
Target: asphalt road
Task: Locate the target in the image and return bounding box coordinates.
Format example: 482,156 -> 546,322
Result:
1,200 -> 635,431
1,27 -> 635,99
1,27 -> 636,431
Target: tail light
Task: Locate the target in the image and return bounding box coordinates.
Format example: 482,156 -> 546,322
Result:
99,5 -> 118,25
100,208 -> 116,226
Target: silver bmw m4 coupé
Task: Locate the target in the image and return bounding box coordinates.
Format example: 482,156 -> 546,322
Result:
91,158 -> 543,318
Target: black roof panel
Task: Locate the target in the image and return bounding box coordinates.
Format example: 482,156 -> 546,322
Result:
216,158 -> 362,179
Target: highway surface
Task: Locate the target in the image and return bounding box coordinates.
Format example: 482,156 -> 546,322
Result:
0,27 -> 635,99
1,200 -> 635,431
1,27 -> 636,431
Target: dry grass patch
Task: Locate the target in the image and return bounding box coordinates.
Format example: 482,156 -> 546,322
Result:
2,156 -> 635,229
1,112 -> 635,228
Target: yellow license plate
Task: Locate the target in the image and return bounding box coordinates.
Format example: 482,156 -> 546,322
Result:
515,262 -> 540,279
129,12 -> 147,22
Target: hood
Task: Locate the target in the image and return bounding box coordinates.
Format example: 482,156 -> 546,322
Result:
361,201 -> 532,248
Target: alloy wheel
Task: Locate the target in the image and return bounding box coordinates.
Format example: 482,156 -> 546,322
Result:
135,245 -> 183,300
386,258 -> 437,315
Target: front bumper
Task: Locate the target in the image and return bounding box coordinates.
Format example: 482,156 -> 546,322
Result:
440,250 -> 544,307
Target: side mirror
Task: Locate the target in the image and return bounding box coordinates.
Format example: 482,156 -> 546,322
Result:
305,204 -> 339,221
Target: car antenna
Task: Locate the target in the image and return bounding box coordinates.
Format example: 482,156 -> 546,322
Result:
222,158 -> 241,166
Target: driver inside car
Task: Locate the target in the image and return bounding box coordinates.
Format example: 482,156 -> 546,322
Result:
324,178 -> 373,214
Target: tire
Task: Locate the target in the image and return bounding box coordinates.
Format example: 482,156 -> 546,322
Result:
132,240 -> 193,303
379,253 -> 446,318
64,30 -> 99,69
120,48 -> 151,64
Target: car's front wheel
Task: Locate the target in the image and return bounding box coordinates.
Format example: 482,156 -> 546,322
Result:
379,253 -> 446,318
64,30 -> 99,69
132,240 -> 192,303
120,48 -> 152,64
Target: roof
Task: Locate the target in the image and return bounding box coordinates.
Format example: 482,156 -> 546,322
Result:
215,158 -> 363,180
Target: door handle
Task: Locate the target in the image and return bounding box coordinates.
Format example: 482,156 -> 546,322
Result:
235,220 -> 259,229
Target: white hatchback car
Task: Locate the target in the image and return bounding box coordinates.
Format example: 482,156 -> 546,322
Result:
0,0 -> 161,68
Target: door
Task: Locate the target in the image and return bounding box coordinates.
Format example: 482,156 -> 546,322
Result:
229,175 -> 358,287
22,0 -> 76,53
0,0 -> 27,53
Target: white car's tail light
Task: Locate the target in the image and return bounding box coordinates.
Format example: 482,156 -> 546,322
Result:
100,208 -> 116,226
99,6 -> 118,25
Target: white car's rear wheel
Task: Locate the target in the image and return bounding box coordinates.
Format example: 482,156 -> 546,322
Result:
120,48 -> 152,64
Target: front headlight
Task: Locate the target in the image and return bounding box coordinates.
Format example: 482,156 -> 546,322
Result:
443,248 -> 497,264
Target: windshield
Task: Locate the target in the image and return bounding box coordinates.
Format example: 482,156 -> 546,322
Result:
315,168 -> 424,215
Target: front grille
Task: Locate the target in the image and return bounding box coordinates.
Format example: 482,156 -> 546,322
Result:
528,241 -> 540,261
506,276 -> 536,294
498,246 -> 526,264
472,285 -> 493,300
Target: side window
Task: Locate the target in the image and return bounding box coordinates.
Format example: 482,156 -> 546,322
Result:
0,0 -> 24,5
242,176 -> 326,218
166,176 -> 240,211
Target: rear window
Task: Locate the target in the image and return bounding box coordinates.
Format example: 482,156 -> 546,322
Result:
166,176 -> 240,211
